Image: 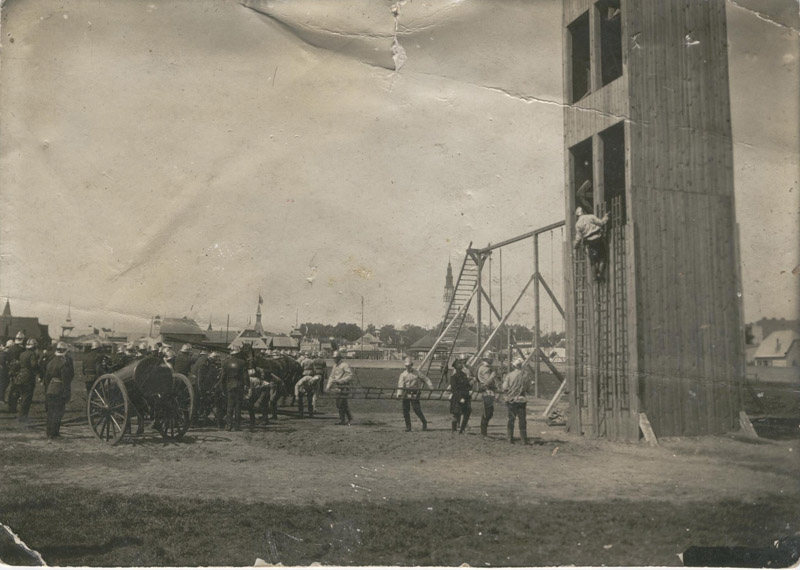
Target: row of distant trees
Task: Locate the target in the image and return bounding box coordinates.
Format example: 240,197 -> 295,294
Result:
300,322 -> 564,348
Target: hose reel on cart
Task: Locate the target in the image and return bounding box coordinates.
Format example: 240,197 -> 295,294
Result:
86,356 -> 195,445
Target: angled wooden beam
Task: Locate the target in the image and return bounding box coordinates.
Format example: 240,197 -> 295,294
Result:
468,272 -> 537,367
537,272 -> 565,319
543,379 -> 567,418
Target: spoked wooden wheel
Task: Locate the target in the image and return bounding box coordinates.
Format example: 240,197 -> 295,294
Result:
87,374 -> 130,445
155,374 -> 195,440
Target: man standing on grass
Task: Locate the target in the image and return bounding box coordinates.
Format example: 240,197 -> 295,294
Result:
0,340 -> 12,403
476,351 -> 499,437
501,358 -> 531,445
326,351 -> 353,425
312,351 -> 327,405
395,357 -> 433,432
43,342 -> 74,439
9,338 -> 40,420
449,357 -> 472,434
222,346 -> 247,431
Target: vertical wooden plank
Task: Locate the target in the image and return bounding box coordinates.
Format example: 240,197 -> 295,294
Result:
564,241 -> 579,434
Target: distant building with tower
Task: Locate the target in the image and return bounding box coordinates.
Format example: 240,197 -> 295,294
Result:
60,304 -> 75,339
0,299 -> 50,345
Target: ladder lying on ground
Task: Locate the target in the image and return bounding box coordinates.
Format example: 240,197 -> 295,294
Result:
319,387 -> 490,401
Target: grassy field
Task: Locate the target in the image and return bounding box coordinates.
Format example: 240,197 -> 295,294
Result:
1,485 -> 797,567
0,362 -> 797,567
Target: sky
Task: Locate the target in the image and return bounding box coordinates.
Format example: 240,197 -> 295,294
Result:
0,0 -> 797,336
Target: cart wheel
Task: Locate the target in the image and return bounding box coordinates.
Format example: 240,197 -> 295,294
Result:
156,373 -> 195,440
87,374 -> 130,445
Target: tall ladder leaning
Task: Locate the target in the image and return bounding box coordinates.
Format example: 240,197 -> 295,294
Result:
421,245 -> 480,388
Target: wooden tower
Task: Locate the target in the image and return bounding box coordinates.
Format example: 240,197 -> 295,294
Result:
563,0 -> 745,439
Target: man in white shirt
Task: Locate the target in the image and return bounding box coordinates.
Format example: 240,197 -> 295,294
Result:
573,206 -> 610,281
396,357 -> 434,432
326,351 -> 353,425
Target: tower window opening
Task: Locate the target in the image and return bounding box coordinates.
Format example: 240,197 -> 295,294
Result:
570,137 -> 594,214
600,122 -> 626,225
568,12 -> 591,103
597,0 -> 623,86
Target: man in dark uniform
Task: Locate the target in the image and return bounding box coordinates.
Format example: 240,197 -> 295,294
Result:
4,333 -> 26,411
208,352 -> 225,427
111,344 -> 130,371
9,338 -> 40,419
174,344 -> 194,376
449,357 -> 473,434
83,340 -> 110,394
222,347 -> 247,431
43,342 -> 74,439
0,340 -> 13,403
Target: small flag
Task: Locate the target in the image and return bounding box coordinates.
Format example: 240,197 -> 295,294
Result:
258,294 -> 264,305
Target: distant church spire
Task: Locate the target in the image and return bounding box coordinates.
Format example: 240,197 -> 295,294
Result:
61,301 -> 75,337
255,294 -> 264,335
443,260 -> 455,304
2,299 -> 10,317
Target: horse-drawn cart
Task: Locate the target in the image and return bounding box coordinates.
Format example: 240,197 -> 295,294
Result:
87,357 -> 195,445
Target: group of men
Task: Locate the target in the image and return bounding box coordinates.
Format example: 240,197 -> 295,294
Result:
2,333 -> 533,443
80,340 -> 331,432
391,351 -> 533,443
0,331 -> 75,439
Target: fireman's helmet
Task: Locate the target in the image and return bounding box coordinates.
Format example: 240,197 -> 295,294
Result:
181,344 -> 192,353
26,338 -> 38,349
90,340 -> 101,350
14,331 -> 25,344
4,340 -> 14,349
55,341 -> 68,355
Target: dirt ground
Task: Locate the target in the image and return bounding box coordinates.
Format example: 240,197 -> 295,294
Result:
1,366 -> 799,566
